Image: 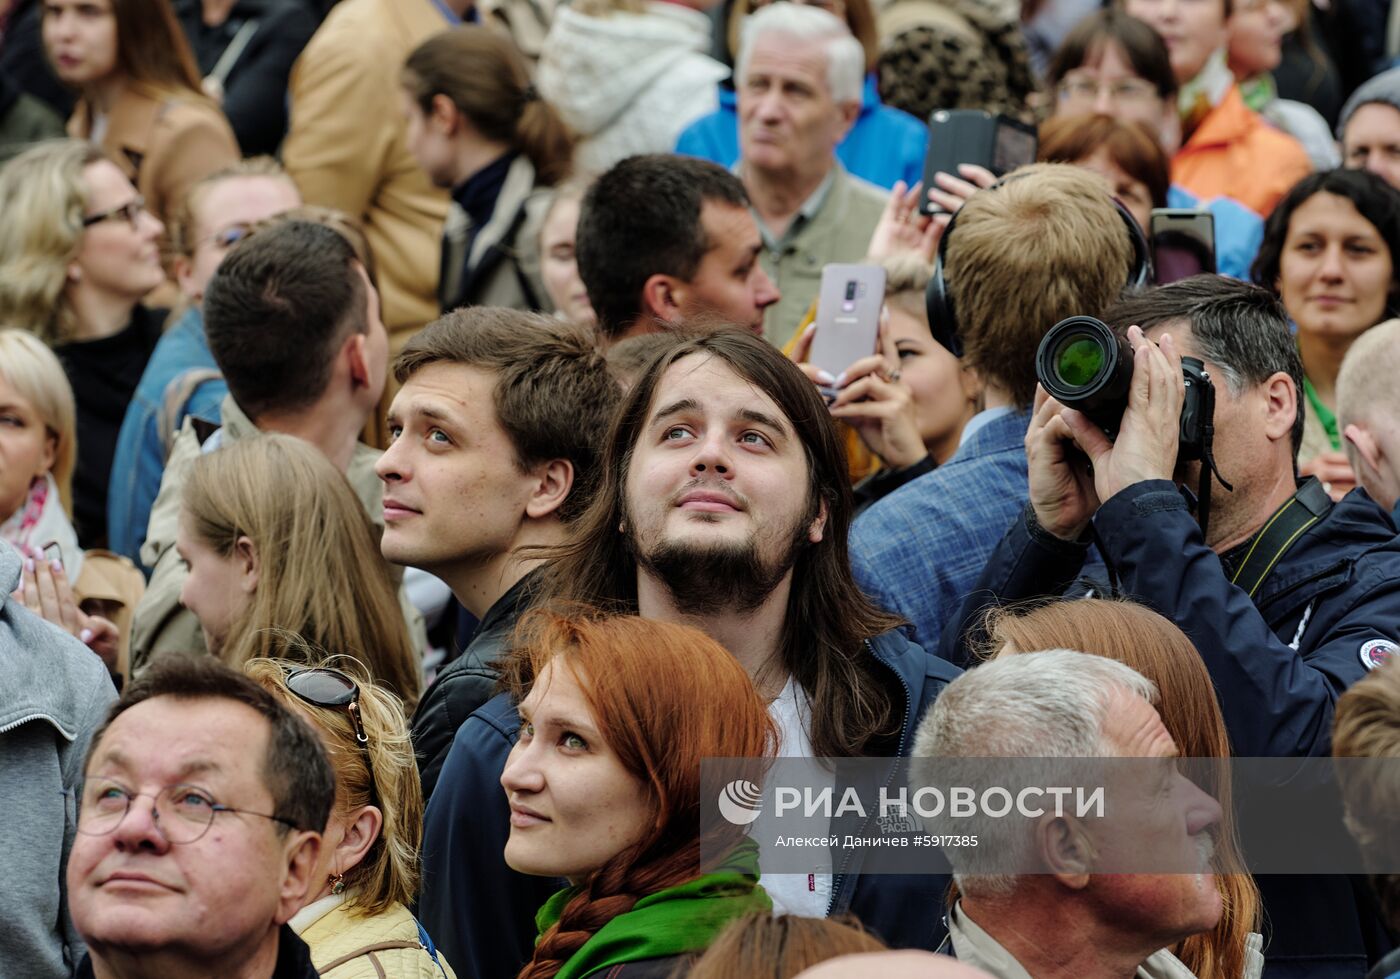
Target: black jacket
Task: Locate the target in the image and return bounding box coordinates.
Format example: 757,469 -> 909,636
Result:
173,0 -> 321,156
940,479 -> 1400,979
78,925 -> 319,978
411,569 -> 541,800
419,629 -> 963,979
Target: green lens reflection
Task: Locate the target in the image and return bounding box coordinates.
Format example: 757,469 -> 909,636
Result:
1055,337 -> 1105,388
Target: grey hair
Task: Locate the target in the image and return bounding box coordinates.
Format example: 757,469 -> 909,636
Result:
735,3 -> 864,105
1101,275 -> 1306,461
911,649 -> 1159,897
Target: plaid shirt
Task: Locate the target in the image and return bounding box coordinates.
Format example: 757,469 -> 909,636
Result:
850,410 -> 1031,649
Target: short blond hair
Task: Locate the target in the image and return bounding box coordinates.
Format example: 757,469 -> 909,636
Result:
1336,318 -> 1400,459
0,139 -> 106,345
878,254 -> 935,324
946,163 -> 1134,408
0,328 -> 77,515
166,156 -> 291,259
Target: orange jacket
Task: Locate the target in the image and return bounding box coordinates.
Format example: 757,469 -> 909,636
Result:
1171,86 -> 1312,218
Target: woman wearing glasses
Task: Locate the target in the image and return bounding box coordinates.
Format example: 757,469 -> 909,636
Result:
174,434 -> 423,709
245,652 -> 456,978
0,139 -> 165,549
41,0 -> 238,227
1045,10 -> 1265,278
502,611 -> 776,979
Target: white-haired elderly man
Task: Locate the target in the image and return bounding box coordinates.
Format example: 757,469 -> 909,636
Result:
734,2 -> 889,347
913,649 -> 1224,979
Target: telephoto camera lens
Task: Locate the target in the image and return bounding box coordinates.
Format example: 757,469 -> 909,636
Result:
1035,316 -> 1134,439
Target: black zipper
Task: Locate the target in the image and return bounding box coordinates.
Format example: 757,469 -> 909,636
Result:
824,637 -> 913,916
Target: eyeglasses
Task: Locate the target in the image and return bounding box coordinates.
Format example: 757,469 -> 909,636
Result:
199,223 -> 252,250
76,776 -> 298,844
282,666 -> 380,806
1056,76 -> 1161,105
82,195 -> 148,229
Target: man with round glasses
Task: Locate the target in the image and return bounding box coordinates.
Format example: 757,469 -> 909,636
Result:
67,654 -> 334,979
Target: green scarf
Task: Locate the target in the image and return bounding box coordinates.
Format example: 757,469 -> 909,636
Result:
1178,48 -> 1236,137
1238,72 -> 1278,114
532,841 -> 772,979
1303,375 -> 1342,451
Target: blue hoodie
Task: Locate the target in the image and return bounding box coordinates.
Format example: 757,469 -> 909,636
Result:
675,75 -> 928,191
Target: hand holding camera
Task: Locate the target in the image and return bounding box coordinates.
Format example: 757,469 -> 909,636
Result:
1060,325 -> 1185,500
1027,323 -> 1187,540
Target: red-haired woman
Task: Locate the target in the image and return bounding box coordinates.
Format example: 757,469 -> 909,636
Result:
499,611 -> 777,979
43,0 -> 239,226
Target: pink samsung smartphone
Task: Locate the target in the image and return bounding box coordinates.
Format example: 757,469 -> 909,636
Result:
809,264 -> 886,400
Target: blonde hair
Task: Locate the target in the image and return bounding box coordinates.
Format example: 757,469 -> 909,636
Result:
167,156 -> 291,259
1337,318 -> 1400,443
0,329 -> 77,515
181,434 -> 422,708
0,139 -> 106,345
947,163 -> 1133,408
245,649 -> 423,916
878,254 -> 935,323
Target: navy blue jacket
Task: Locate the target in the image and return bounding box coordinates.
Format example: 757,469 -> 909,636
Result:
939,480 -> 1400,978
418,629 -> 962,979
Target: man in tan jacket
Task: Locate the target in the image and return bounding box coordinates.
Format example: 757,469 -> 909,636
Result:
282,0 -> 463,356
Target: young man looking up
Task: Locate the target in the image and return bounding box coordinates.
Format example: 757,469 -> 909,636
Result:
375,307 -> 621,797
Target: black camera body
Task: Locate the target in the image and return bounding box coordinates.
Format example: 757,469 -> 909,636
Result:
1035,316 -> 1216,461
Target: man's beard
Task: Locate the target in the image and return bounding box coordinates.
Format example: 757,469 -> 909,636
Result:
628,512 -> 812,617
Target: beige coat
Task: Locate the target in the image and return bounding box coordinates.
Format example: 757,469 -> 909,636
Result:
68,86 -> 240,226
292,895 -> 458,979
130,397 -> 425,672
282,0 -> 451,349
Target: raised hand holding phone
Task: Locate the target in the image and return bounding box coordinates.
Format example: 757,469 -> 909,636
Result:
827,311 -> 927,469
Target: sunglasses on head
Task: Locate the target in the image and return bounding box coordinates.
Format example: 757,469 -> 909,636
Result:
282,666 -> 380,806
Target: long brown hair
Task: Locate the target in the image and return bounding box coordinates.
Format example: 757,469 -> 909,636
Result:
537,330 -> 905,758
182,434 -> 422,709
687,913 -> 887,979
48,0 -> 207,100
984,598 -> 1263,979
402,25 -> 575,186
500,609 -> 776,979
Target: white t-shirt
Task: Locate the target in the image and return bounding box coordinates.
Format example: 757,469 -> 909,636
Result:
760,675 -> 834,918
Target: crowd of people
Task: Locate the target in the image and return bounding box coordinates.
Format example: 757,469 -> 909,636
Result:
1,0 -> 1400,976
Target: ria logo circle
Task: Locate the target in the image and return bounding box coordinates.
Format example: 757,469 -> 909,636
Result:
717,779 -> 763,826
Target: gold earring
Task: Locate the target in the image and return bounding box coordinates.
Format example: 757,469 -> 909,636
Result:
329,873 -> 346,895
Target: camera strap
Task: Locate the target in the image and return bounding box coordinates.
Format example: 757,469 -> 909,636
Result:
1228,477 -> 1333,599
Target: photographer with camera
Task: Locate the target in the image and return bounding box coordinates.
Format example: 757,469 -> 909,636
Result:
939,274 -> 1400,978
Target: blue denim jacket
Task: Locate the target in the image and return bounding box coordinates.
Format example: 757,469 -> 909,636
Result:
106,306 -> 227,570
675,74 -> 928,191
850,409 -> 1032,650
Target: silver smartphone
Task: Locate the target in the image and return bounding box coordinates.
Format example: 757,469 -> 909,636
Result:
809,264 -> 887,401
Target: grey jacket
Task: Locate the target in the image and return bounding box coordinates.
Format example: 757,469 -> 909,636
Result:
0,540 -> 117,979
438,154 -> 552,314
